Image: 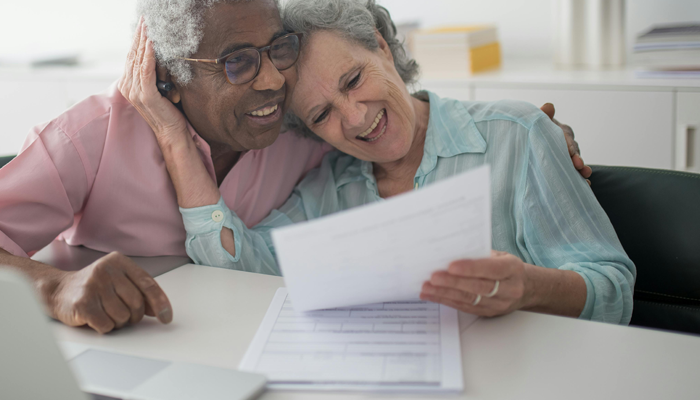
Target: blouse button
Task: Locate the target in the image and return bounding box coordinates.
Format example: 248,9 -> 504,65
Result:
211,210 -> 224,222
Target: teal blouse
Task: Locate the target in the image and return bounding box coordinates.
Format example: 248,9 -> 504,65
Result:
180,91 -> 636,325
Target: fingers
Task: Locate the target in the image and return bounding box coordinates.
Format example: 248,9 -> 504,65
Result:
420,292 -> 504,317
421,295 -> 472,313
427,272 -> 519,302
109,270 -> 146,324
136,20 -> 149,75
100,289 -> 132,329
53,252 -> 170,334
572,154 -> 593,179
82,301 -> 116,334
447,256 -> 514,280
581,165 -> 592,179
131,19 -> 147,92
141,39 -> 157,92
540,103 -> 555,120
121,17 -> 143,91
421,281 -> 515,318
116,254 -> 173,324
126,17 -> 143,67
429,271 -> 494,295
423,253 -> 526,319
561,128 -> 580,158
422,282 -> 479,304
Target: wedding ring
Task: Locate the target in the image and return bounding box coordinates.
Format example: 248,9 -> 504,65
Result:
486,280 -> 500,298
472,294 -> 482,306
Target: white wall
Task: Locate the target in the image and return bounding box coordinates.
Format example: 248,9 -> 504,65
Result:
0,0 -> 138,63
2,0 -> 698,63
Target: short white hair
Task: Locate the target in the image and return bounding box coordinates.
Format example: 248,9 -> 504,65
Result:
282,0 -> 419,139
137,0 -> 277,85
283,0 -> 418,84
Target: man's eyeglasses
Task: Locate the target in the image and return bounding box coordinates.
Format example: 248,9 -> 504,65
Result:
180,33 -> 303,85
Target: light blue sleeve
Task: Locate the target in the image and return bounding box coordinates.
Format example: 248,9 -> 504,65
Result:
179,153 -> 341,275
518,115 -> 636,325
179,194 -> 308,276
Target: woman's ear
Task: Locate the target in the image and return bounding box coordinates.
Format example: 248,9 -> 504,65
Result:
374,28 -> 394,63
156,65 -> 181,104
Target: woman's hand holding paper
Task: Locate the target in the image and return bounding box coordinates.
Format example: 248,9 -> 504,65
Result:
421,250 -> 588,318
420,250 -> 532,317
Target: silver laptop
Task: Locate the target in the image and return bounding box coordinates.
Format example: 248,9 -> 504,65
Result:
0,269 -> 266,400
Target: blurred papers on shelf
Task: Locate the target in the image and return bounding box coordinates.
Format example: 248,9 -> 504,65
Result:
633,23 -> 700,78
413,26 -> 501,79
0,50 -> 79,68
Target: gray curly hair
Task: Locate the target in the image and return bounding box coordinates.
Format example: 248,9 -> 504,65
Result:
137,0 -> 277,85
282,0 -> 419,139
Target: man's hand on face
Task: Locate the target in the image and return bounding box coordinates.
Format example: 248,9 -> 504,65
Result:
540,103 -> 593,185
40,252 -> 173,334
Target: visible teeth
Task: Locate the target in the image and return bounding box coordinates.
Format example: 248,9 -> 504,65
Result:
358,109 -> 385,138
365,124 -> 387,142
249,104 -> 278,117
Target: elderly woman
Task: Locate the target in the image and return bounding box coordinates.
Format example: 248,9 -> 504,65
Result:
130,0 -> 633,324
278,0 -> 635,323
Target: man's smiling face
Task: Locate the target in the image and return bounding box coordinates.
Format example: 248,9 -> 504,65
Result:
174,0 -> 297,152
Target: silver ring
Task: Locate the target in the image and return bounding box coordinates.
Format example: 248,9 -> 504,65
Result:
486,280 -> 500,298
472,294 -> 482,306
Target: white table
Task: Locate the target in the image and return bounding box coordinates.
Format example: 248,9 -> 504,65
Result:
32,240 -> 190,276
54,265 -> 700,400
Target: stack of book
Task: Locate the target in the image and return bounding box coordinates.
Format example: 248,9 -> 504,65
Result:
412,26 -> 501,79
633,23 -> 700,78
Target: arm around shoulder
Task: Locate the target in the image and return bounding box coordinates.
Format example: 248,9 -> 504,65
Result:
179,151 -> 345,275
521,116 -> 635,324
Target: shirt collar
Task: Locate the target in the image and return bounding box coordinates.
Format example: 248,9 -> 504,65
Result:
338,91 -> 487,190
334,152 -> 379,193
415,91 -> 487,177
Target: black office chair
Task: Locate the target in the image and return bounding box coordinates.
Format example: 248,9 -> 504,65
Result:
590,165 -> 700,335
0,155 -> 15,169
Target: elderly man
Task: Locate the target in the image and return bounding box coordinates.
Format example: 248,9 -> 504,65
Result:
0,0 -> 589,333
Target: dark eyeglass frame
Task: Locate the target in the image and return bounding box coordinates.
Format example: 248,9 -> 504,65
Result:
179,33 -> 303,85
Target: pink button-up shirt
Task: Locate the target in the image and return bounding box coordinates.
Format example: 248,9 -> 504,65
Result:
0,83 -> 330,258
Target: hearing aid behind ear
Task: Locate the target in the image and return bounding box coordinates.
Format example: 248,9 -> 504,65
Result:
157,81 -> 174,92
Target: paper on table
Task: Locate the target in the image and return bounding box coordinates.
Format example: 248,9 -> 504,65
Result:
239,288 -> 463,392
271,165 -> 491,312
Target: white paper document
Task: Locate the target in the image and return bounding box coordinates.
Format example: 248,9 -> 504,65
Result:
271,165 -> 491,312
239,288 -> 463,392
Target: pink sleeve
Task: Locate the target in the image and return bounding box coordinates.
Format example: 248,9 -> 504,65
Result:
0,121 -> 95,257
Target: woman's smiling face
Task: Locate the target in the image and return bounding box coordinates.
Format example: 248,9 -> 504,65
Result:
290,30 -> 420,163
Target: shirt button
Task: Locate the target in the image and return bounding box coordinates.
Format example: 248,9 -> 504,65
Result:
211,210 -> 224,222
